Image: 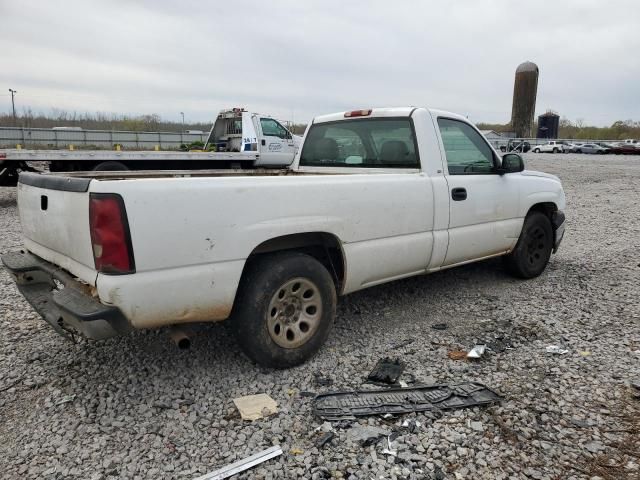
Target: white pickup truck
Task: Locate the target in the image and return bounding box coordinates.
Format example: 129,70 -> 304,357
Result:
2,107 -> 566,368
532,141 -> 564,153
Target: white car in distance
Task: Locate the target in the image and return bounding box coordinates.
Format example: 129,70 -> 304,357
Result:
532,141 -> 565,153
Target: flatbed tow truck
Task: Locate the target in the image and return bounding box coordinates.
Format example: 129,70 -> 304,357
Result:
0,108 -> 301,186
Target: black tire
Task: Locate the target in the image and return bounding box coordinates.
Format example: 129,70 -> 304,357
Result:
552,148 -> 558,153
576,149 -> 582,154
503,211 -> 553,279
93,161 -> 129,171
533,148 -> 540,153
229,252 -> 337,368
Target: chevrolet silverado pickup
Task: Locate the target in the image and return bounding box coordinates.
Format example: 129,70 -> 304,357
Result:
2,107 -> 566,368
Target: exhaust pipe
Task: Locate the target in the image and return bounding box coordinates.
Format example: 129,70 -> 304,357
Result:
169,327 -> 192,350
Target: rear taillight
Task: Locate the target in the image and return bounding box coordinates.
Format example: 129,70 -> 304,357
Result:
89,193 -> 135,274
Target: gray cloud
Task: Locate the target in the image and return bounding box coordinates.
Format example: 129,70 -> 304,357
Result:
1,0 -> 638,126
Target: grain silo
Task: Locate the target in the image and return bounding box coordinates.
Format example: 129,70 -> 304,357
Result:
510,61 -> 539,138
537,111 -> 560,139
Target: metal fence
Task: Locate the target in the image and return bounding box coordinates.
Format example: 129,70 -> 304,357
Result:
0,127 -> 208,150
484,136 -> 627,151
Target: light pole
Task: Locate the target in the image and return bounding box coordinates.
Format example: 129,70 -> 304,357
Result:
8,89 -> 17,126
180,112 -> 185,132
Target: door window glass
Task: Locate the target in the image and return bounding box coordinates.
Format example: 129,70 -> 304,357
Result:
260,118 -> 289,138
437,118 -> 496,174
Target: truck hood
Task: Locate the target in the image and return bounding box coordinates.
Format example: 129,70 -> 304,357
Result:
521,170 -> 561,183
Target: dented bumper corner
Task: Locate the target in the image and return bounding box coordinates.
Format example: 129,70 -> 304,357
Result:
1,250 -> 132,340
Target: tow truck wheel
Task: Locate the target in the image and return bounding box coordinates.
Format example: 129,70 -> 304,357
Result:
93,161 -> 129,171
503,211 -> 553,279
230,252 -> 336,368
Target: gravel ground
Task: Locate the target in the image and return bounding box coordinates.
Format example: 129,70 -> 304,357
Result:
1,154 -> 639,480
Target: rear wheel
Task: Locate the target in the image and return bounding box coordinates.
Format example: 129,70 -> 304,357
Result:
93,161 -> 129,171
503,211 -> 553,279
552,148 -> 558,153
229,252 -> 336,368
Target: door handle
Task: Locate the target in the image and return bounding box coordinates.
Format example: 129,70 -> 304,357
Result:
261,139 -> 266,146
451,187 -> 467,201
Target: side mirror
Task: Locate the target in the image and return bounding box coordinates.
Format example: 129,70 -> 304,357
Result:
500,153 -> 524,174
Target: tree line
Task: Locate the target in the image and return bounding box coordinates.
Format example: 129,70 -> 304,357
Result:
2,108 -> 636,140
476,118 -> 640,140
0,108 -> 212,132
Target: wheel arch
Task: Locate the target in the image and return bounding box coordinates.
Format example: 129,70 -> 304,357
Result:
526,202 -> 557,221
244,232 -> 346,293
525,202 -> 564,242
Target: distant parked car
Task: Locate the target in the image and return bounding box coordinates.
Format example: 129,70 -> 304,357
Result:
507,139 -> 531,153
608,143 -> 639,155
532,141 -> 564,153
577,143 -> 610,154
562,142 -> 582,153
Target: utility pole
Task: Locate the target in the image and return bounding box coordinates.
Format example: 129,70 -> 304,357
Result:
180,112 -> 185,132
8,89 -> 17,126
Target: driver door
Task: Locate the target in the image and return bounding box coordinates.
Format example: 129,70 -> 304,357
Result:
437,117 -> 521,266
258,117 -> 294,164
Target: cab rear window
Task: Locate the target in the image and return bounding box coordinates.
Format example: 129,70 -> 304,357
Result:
299,118 -> 419,168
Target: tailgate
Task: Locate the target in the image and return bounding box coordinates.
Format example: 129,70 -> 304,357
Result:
17,173 -> 97,285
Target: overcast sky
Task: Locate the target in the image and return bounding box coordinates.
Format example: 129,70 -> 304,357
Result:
1,0 -> 638,126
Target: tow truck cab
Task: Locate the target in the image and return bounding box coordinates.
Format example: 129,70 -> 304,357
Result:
205,108 -> 302,165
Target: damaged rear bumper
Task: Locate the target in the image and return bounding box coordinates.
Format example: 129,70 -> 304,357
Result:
1,250 -> 132,340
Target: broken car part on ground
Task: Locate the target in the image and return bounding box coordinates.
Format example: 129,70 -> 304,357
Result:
313,382 -> 501,421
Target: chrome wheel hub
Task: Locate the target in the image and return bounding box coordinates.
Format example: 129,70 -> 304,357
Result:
267,277 -> 322,349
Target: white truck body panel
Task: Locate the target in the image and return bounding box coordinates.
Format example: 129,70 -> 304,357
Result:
11,106 -> 566,333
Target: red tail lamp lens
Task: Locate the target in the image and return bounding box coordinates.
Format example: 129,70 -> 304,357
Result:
89,194 -> 134,274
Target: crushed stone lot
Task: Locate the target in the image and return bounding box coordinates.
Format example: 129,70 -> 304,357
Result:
1,154 -> 639,480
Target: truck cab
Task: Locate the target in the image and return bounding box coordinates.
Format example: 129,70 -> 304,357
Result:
204,108 -> 302,165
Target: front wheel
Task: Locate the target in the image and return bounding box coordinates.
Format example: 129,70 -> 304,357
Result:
503,211 -> 553,279
229,252 -> 337,368
533,148 -> 540,153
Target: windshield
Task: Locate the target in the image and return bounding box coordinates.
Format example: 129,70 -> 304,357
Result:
299,118 -> 419,168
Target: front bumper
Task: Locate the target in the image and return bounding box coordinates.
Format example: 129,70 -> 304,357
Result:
1,250 -> 132,340
552,211 -> 565,253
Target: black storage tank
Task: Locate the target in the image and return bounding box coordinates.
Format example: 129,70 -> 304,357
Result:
537,111 -> 560,139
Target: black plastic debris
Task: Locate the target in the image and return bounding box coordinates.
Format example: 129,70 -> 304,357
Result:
347,425 -> 390,446
367,358 -> 405,385
486,336 -> 514,353
431,323 -> 448,330
392,339 -> 415,349
314,373 -> 334,387
315,431 -> 334,448
313,382 -> 501,421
